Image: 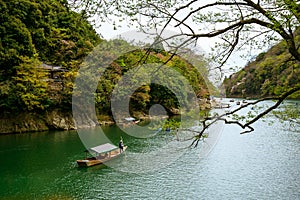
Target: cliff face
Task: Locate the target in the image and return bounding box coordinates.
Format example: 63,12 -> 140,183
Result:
223,29 -> 300,99
0,109 -> 104,134
0,110 -> 75,134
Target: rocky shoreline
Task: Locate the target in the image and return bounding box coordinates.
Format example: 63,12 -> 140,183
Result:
0,109 -> 115,134
0,100 -> 213,134
0,109 -> 75,134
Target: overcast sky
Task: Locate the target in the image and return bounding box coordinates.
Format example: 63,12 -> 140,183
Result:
97,22 -> 253,76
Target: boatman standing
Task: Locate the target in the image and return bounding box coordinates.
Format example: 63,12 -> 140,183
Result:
119,139 -> 124,153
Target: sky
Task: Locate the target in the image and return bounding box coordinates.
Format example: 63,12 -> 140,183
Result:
90,0 -> 274,81
84,0 -> 283,80
95,22 -> 251,78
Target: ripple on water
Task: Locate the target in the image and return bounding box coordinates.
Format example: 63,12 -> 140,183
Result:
0,117 -> 299,199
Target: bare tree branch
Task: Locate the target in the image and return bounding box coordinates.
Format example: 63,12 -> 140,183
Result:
190,83 -> 300,147
71,0 -> 300,147
175,1 -> 249,28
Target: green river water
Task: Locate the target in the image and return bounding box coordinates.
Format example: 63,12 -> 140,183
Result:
0,102 -> 299,199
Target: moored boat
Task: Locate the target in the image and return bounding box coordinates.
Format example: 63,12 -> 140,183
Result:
77,143 -> 127,167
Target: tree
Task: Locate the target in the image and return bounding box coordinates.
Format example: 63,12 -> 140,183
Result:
71,0 -> 300,145
8,56 -> 49,112
0,0 -> 102,113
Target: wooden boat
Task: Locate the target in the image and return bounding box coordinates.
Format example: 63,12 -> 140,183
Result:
77,143 -> 127,167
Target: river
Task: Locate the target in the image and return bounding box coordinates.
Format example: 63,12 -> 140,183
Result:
0,103 -> 299,199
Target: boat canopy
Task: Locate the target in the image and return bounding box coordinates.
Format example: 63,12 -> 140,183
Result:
124,117 -> 136,121
89,143 -> 118,154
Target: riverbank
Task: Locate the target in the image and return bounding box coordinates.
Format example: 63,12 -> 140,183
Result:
0,109 -> 76,134
0,100 -> 212,134
0,109 -> 116,134
0,110 -> 155,134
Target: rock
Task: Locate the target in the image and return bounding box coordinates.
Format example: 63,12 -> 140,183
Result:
0,113 -> 49,134
45,109 -> 76,130
0,109 -> 111,134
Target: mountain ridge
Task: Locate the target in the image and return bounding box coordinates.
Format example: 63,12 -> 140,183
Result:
223,29 -> 300,99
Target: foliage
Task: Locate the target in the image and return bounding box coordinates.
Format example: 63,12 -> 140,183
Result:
223,32 -> 300,99
69,0 -> 300,142
71,0 -> 300,65
148,118 -> 181,131
0,0 -> 101,112
12,57 -> 49,111
272,102 -> 300,131
92,42 -> 212,118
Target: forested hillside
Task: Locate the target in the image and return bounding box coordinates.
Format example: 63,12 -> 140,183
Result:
223,29 -> 300,99
89,40 -> 212,120
0,0 -> 102,113
0,0 -> 213,133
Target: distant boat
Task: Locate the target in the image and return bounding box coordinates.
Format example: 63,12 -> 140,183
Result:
210,99 -> 230,108
124,117 -> 136,122
120,117 -> 140,127
212,103 -> 230,109
77,143 -> 127,167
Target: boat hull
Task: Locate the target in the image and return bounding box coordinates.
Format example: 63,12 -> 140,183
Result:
77,146 -> 127,167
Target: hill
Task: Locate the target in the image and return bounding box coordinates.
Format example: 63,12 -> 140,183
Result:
91,42 -> 213,120
0,0 -> 102,113
0,0 -> 102,133
223,29 -> 300,99
0,0 -> 214,133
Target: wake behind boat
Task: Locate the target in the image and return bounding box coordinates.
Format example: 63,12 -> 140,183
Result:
77,143 -> 127,167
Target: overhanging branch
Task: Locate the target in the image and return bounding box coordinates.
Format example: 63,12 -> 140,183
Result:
191,83 -> 300,147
